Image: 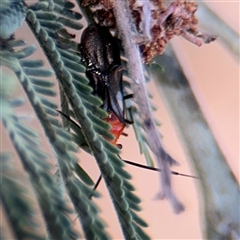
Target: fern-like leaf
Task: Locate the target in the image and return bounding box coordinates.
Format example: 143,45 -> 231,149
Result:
18,2 -> 111,239
2,32 -> 109,240
0,153 -> 45,240
25,0 -> 151,238
0,70 -> 79,239
0,73 -> 44,239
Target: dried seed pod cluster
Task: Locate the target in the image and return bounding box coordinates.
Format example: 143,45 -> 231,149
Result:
81,0 -> 215,63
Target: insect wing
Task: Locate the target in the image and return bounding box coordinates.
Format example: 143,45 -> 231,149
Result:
107,65 -> 126,124
86,70 -> 106,100
81,24 -> 126,124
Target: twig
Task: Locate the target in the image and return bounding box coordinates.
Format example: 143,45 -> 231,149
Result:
153,44 -> 240,239
112,0 -> 184,214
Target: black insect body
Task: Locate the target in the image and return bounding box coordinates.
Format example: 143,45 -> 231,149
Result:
80,24 -> 126,125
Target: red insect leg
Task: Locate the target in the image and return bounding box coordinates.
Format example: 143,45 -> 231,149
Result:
104,111 -> 126,144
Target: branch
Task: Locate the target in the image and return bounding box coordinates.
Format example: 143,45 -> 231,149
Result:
153,44 -> 240,239
112,0 -> 184,214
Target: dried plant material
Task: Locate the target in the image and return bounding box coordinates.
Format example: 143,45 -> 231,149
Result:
81,0 -> 216,63
139,1 -> 216,62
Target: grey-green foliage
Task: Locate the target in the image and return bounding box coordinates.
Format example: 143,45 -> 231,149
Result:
0,71 -> 78,239
0,74 -> 44,240
1,43 -> 111,239
122,71 -> 163,168
123,80 -> 157,167
0,0 -> 26,39
0,153 -> 44,240
1,0 -> 151,239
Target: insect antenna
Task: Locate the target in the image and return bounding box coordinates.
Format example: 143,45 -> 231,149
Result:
57,110 -> 80,128
88,158 -> 198,202
122,159 -> 198,179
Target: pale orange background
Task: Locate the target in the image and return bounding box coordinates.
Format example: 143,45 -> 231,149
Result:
2,1 -> 239,239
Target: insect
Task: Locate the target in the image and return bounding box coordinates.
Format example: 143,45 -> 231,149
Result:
77,24 -> 198,194
80,23 -> 130,144
60,23 -> 197,193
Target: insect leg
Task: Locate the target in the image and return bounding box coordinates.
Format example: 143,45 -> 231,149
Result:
122,159 -> 198,179
90,158 -> 197,197
123,94 -> 133,100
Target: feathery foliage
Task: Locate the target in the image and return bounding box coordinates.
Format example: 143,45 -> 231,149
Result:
25,0 -> 150,238
1,37 -> 112,239
0,70 -> 79,239
0,153 -> 44,240
1,0 -> 150,239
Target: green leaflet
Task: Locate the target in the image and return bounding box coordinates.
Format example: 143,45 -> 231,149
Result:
22,0 -> 152,238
